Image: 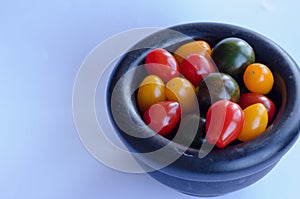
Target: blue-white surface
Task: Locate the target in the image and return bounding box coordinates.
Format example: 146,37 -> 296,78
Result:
1,0 -> 299,198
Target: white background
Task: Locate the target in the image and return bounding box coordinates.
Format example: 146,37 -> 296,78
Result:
1,0 -> 299,198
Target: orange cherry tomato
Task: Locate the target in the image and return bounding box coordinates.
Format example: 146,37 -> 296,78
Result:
166,77 -> 197,113
137,75 -> 166,113
243,63 -> 274,94
238,103 -> 268,142
174,40 -> 212,64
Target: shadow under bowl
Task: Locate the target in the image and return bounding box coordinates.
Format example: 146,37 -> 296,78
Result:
107,22 -> 300,197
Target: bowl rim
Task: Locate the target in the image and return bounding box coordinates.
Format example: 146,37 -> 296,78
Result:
107,22 -> 300,181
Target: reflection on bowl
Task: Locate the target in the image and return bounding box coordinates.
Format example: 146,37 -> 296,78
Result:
107,23 -> 300,197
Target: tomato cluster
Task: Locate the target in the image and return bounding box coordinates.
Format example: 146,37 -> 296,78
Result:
137,38 -> 276,148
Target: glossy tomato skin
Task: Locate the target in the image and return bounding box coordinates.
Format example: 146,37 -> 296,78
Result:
205,100 -> 245,148
174,40 -> 212,64
166,77 -> 197,113
137,75 -> 166,113
238,103 -> 268,142
211,37 -> 255,79
239,93 -> 276,123
243,63 -> 274,94
143,101 -> 181,136
145,48 -> 180,82
180,54 -> 216,87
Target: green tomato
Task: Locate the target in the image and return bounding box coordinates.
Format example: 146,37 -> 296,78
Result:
196,73 -> 240,112
211,37 -> 255,79
175,114 -> 206,148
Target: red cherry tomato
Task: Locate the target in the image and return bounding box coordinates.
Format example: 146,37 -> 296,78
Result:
239,93 -> 276,123
145,48 -> 180,82
180,54 -> 216,87
205,100 -> 245,148
143,101 -> 181,136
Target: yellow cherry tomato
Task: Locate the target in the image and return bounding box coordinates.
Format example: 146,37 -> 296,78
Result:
137,75 -> 166,113
238,103 -> 268,142
243,63 -> 274,94
174,40 -> 212,64
166,77 -> 196,112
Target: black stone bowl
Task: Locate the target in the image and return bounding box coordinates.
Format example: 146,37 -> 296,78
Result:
107,23 -> 300,197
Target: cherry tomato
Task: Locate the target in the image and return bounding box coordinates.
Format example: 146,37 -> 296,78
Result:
145,48 -> 180,82
137,75 -> 166,113
196,73 -> 240,111
238,103 -> 268,142
205,100 -> 245,148
143,101 -> 181,136
239,93 -> 276,123
211,37 -> 255,79
166,77 -> 197,113
243,63 -> 274,94
180,54 -> 216,87
174,40 -> 212,64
